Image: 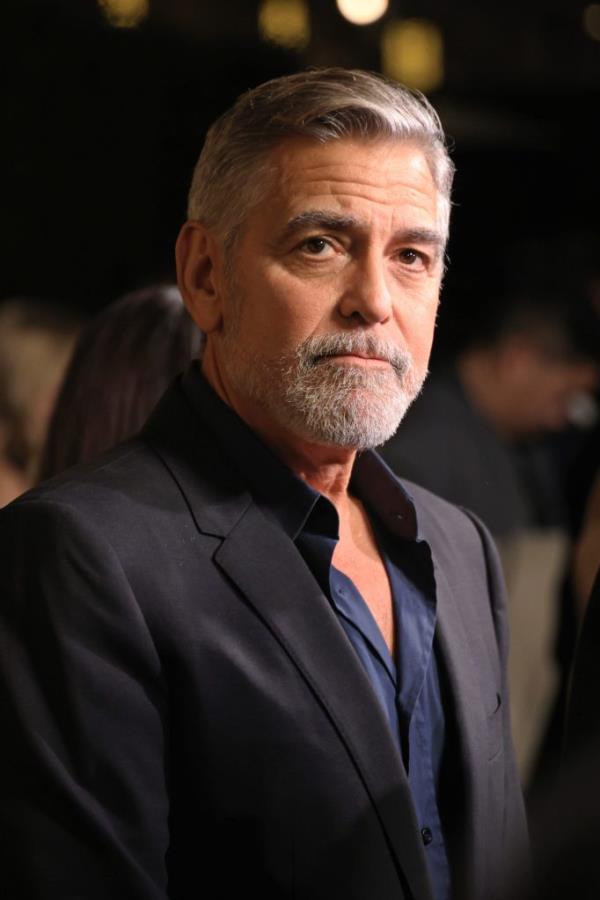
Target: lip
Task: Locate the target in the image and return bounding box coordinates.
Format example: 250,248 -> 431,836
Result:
324,353 -> 390,365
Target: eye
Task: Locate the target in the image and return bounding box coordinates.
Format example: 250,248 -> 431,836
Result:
395,247 -> 431,273
398,248 -> 424,266
299,236 -> 334,256
303,237 -> 326,253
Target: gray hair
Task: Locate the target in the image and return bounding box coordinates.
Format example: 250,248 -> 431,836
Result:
187,67 -> 454,249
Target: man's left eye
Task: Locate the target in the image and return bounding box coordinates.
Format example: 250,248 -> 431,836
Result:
399,248 -> 423,265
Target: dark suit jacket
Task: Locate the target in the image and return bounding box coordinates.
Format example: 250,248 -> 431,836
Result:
0,377 -> 527,900
565,567 -> 600,758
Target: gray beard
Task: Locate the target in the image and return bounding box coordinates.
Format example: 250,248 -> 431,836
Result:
226,330 -> 425,451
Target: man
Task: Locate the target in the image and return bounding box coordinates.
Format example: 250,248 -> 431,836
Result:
0,69 -> 526,900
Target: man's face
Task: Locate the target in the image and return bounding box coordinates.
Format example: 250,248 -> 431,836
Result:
212,137 -> 444,449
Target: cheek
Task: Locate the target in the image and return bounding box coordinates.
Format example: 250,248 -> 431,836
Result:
252,271 -> 333,345
401,293 -> 439,367
410,334 -> 435,377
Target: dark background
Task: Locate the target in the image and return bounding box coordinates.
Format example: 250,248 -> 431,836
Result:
2,0 -> 599,351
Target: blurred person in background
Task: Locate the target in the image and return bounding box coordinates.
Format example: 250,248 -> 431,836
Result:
565,566 -> 600,760
572,472 -> 600,620
502,728 -> 600,900
381,292 -> 599,536
506,571 -> 600,900
499,572 -> 600,900
0,297 -> 79,506
381,291 -> 599,784
39,284 -> 203,480
561,485 -> 600,768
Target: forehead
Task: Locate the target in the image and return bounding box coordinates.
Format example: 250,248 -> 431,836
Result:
262,136 -> 439,223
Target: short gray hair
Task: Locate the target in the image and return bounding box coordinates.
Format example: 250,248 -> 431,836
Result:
187,67 -> 454,247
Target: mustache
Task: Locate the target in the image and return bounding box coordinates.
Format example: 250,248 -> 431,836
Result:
298,332 -> 411,377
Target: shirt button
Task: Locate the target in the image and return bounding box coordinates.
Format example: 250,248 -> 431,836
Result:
421,827 -> 433,846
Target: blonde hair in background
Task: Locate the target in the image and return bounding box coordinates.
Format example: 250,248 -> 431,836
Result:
0,298 -> 79,481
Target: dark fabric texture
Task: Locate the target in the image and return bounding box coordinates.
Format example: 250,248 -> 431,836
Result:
0,368 -> 527,900
565,567 -> 600,758
182,368 -> 451,897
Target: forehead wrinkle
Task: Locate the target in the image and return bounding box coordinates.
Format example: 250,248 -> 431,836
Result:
285,194 -> 440,232
282,173 -> 440,219
282,208 -> 442,242
286,171 -> 436,195
275,137 -> 433,172
274,146 -> 438,203
276,152 -> 436,188
272,137 -> 440,202
284,175 -> 438,204
278,148 -> 437,184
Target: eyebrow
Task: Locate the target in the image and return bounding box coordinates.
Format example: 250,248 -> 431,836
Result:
277,209 -> 445,258
279,210 -> 361,240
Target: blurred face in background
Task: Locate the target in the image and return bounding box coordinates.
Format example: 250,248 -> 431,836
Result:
496,337 -> 598,435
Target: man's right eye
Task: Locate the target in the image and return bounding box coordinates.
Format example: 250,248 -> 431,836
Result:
300,237 -> 330,254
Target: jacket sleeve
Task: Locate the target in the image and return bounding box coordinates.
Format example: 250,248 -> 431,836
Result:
0,497 -> 170,899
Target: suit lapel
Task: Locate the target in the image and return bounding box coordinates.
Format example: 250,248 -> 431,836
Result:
215,501 -> 434,900
434,560 -> 489,898
144,382 -> 434,899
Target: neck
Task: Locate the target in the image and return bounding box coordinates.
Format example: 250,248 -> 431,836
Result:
269,440 -> 357,507
201,349 -> 356,511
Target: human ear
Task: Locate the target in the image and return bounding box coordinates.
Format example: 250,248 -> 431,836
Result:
175,220 -> 224,333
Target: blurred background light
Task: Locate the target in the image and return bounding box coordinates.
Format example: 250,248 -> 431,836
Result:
258,0 -> 310,50
381,18 -> 444,92
583,4 -> 600,40
98,0 -> 149,28
336,0 -> 389,27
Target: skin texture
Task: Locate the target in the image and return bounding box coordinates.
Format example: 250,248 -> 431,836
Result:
177,137 -> 443,652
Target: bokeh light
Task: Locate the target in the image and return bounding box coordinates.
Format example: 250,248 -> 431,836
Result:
258,0 -> 310,50
97,0 -> 149,29
336,0 -> 389,27
381,18 -> 444,93
583,4 -> 600,40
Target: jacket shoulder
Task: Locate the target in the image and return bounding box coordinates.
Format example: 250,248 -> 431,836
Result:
1,437 -> 205,575
7,438 -> 171,519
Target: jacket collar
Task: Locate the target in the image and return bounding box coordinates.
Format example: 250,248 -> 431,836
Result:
178,361 -> 421,543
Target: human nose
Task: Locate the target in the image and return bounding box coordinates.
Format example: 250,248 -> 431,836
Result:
337,254 -> 393,325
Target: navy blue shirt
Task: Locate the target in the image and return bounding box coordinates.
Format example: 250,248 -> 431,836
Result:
183,365 -> 451,900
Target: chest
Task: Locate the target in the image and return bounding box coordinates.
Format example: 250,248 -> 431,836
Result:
333,539 -> 395,655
